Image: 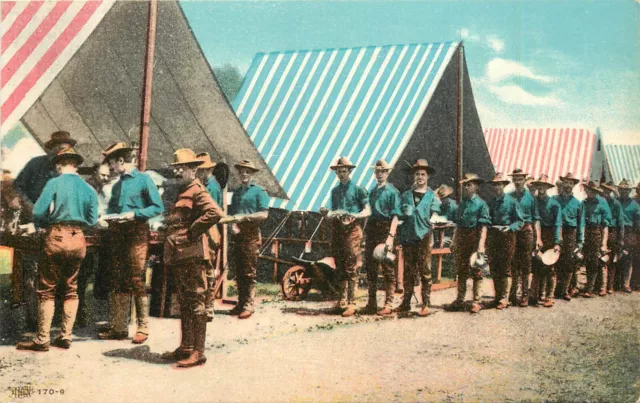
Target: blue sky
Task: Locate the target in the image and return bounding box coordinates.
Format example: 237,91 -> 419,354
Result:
182,0 -> 640,144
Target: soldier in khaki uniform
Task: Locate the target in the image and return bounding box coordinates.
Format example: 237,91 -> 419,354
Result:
161,149 -> 225,368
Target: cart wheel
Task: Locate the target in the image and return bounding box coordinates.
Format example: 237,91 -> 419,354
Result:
281,265 -> 311,301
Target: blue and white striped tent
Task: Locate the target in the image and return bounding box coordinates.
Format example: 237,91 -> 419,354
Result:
233,41 -> 494,211
604,144 -> 640,185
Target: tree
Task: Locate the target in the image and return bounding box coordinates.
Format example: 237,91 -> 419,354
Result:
214,63 -> 243,103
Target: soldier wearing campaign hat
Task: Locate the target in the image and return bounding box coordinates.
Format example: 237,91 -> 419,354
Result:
581,181 -> 612,297
599,181 -> 624,293
363,159 -> 401,315
616,179 -> 640,292
17,148 -> 98,351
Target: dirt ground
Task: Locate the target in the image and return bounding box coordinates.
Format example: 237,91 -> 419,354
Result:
0,278 -> 639,403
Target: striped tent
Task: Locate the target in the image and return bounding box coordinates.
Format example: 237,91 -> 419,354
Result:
604,144 -> 640,185
483,128 -> 598,184
234,42 -> 494,211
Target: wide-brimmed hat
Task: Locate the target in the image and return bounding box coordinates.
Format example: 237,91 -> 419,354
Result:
234,159 -> 260,172
559,172 -> 580,184
584,180 -> 603,193
459,173 -> 485,185
102,142 -> 134,162
411,159 -> 436,175
600,181 -> 616,192
44,131 -> 77,150
51,147 -> 84,165
371,159 -> 392,171
531,174 -> 555,188
616,179 -> 632,189
487,172 -> 510,185
171,148 -> 204,167
508,168 -> 528,177
196,152 -> 216,169
330,157 -> 356,170
436,184 -> 454,199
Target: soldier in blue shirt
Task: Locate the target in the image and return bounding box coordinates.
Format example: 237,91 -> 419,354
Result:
320,157 -> 371,317
553,172 -> 585,301
508,169 -> 539,307
616,179 -> 640,292
363,160 -> 401,316
397,160 -> 441,317
98,143 -> 164,343
17,148 -> 98,351
220,160 -> 270,319
600,181 -> 625,293
449,173 -> 491,314
196,152 -> 224,321
581,181 -> 611,297
530,175 -> 562,307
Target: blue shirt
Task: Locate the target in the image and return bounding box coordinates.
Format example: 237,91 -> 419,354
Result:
537,195 -> 563,244
510,189 -> 539,223
488,194 -> 524,231
619,197 -> 640,228
454,194 -> 492,228
554,194 -> 585,243
229,183 -> 270,215
439,197 -> 458,221
604,196 -> 624,229
398,188 -> 441,245
369,183 -> 401,221
205,176 -> 223,208
33,173 -> 98,228
583,196 -> 612,227
330,180 -> 369,214
14,154 -> 57,204
107,168 -> 164,221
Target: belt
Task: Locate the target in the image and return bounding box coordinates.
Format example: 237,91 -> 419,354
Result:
50,221 -> 85,228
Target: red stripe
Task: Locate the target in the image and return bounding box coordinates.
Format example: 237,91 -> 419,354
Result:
524,128 -> 538,176
542,128 -> 554,178
1,2 -> 16,21
566,129 -> 578,179
1,1 -> 70,88
549,129 -> 561,182
495,129 -> 507,171
1,1 -> 100,121
571,129 -> 585,176
1,1 -> 43,52
581,131 -> 595,181
520,128 -> 533,173
508,128 -> 523,173
490,129 -> 501,168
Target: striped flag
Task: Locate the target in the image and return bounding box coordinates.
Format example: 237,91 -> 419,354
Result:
1,0 -> 115,135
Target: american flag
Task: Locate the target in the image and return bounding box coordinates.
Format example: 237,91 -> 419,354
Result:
1,0 -> 115,135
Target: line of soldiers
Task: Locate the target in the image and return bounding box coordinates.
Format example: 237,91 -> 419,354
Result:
321,157 -> 640,317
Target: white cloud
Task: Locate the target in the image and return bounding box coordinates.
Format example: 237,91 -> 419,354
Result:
458,28 -> 480,42
488,84 -> 562,106
1,137 -> 45,176
458,28 -> 505,53
486,35 -> 505,53
486,58 -> 555,84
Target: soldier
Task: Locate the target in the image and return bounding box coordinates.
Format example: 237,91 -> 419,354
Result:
363,159 -> 400,315
448,173 -> 491,314
508,169 -> 539,307
530,175 -> 562,307
397,159 -> 441,316
486,173 -> 524,310
320,157 -> 371,317
17,148 -> 98,351
98,143 -> 164,343
435,184 -> 458,221
196,152 -> 224,322
581,181 -> 611,297
633,182 -> 640,290
553,173 -> 585,301
220,160 -> 270,319
600,181 -> 624,293
616,179 -> 640,293
161,149 -> 224,367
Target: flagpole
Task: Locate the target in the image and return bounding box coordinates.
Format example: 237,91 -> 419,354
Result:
138,0 -> 158,172
456,43 -> 464,200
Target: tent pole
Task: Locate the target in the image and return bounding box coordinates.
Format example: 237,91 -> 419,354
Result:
456,44 -> 464,200
137,0 -> 158,172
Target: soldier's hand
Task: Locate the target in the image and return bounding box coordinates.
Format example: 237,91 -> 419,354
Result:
385,236 -> 394,250
119,211 -> 135,221
536,241 -> 544,250
477,244 -> 485,254
97,219 -> 109,229
554,245 -> 561,253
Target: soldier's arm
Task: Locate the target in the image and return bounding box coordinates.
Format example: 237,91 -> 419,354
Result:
509,200 -> 525,232
134,176 -> 164,220
351,187 -> 370,219
86,187 -> 99,227
33,181 -> 55,228
190,189 -> 225,237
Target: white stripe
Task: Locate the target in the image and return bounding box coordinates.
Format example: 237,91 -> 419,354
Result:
0,1 -> 58,70
282,49 -> 357,209
234,54 -> 269,117
303,47 -> 381,210
559,129 -> 574,179
243,53 -> 284,132
575,130 -> 590,181
495,129 -> 509,172
531,129 -> 545,178
1,0 -> 115,135
546,129 -> 561,182
261,52 -> 312,162
0,1 -> 29,36
271,50 -> 335,175
254,53 -> 297,151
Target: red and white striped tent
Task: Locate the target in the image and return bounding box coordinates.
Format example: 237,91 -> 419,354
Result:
483,128 -> 602,184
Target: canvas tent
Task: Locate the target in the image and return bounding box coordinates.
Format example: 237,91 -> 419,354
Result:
1,0 -> 286,197
233,41 -> 494,211
603,143 -> 640,186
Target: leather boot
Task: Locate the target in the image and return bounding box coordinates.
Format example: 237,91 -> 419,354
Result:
450,276 -> 467,310
333,280 -> 348,313
472,278 -> 483,304
497,278 -> 511,309
177,314 -> 207,368
238,282 -> 255,319
529,275 -> 540,305
493,278 -> 502,306
132,295 -> 149,344
342,279 -> 357,317
419,283 -> 431,316
205,282 -> 215,322
396,287 -> 413,313
34,299 -> 55,345
99,293 -> 129,340
60,298 -> 79,343
520,274 -> 531,306
229,277 -> 245,315
162,311 -> 193,361
509,276 -> 519,306
363,288 -> 378,314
